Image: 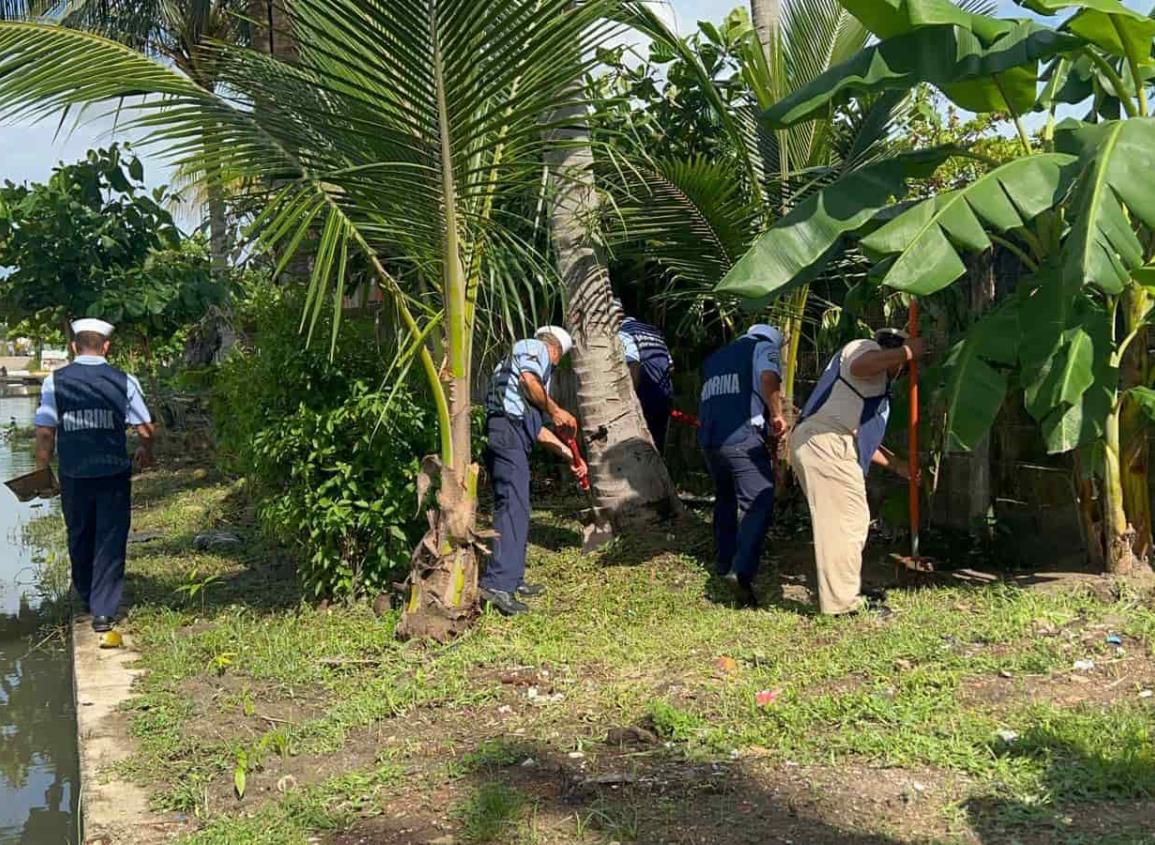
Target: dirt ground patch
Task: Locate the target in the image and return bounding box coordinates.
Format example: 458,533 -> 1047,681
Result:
322,746 -> 972,845
960,625 -> 1155,709
177,674 -> 331,747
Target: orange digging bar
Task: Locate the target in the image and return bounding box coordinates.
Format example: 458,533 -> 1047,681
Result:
908,299 -> 920,560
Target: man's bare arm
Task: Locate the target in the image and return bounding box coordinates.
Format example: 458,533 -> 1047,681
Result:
761,371 -> 787,436
628,362 -> 641,388
134,422 -> 156,469
871,446 -> 910,479
35,426 -> 55,471
538,428 -> 587,483
520,372 -> 577,436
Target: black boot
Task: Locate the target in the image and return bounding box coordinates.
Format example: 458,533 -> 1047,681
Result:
724,573 -> 759,609
92,615 -> 114,633
516,582 -> 547,598
479,588 -> 529,616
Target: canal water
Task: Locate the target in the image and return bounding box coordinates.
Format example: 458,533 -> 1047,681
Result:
0,391 -> 79,844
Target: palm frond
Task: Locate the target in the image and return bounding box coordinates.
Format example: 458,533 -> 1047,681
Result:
601,153 -> 760,311
0,0 -> 620,366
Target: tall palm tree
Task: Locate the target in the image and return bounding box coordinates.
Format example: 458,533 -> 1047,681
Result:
547,100 -> 679,534
0,0 -> 620,639
750,0 -> 781,64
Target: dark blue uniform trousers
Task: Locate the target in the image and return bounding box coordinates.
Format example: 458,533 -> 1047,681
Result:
483,416 -> 532,594
61,471 -> 132,618
704,435 -> 775,585
639,391 -> 672,453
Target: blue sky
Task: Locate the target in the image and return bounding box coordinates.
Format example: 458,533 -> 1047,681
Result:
0,1 -> 1149,198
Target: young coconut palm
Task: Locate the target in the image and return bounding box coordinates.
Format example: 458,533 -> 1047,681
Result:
0,0 -> 621,639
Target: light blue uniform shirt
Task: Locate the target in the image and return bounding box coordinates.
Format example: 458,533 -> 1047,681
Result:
486,339 -> 553,418
34,355 -> 152,428
618,331 -> 640,364
749,339 -> 782,428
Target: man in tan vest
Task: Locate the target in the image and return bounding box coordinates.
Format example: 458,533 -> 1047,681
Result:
790,329 -> 927,616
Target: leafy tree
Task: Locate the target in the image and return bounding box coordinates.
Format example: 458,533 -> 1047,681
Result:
719,0 -> 1155,574
0,1 -> 634,639
21,0 -> 251,276
0,145 -> 184,339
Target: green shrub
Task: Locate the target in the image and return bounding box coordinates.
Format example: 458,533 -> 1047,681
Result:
212,282 -> 436,599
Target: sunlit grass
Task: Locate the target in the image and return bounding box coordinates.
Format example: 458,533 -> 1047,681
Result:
41,465 -> 1155,844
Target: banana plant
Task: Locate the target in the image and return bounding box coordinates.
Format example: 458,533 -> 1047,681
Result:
0,0 -> 623,637
718,0 -> 1155,574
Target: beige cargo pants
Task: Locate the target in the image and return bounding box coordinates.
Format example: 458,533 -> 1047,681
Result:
790,419 -> 869,615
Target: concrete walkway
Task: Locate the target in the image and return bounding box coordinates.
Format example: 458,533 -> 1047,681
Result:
73,621 -> 183,844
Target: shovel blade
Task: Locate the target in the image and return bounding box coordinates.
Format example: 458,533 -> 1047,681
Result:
581,520 -> 615,553
890,553 -> 935,574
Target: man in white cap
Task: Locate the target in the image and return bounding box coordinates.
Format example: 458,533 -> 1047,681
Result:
34,319 -> 154,644
697,323 -> 787,607
481,326 -> 584,615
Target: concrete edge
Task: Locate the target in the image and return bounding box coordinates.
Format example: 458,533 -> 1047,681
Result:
72,621 -> 183,844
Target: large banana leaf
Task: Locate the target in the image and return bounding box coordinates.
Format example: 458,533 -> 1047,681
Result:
1017,269 -> 1115,452
859,153 -> 1077,295
940,297 -> 1020,451
765,21 -> 1080,127
714,147 -> 959,300
1020,0 -> 1155,68
839,0 -> 1006,41
1037,318 -> 1114,453
1057,117 -> 1155,293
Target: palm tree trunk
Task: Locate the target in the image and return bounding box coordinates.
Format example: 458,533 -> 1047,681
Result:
250,0 -> 309,284
546,103 -> 680,529
208,182 -> 228,277
750,0 -> 782,64
397,20 -> 481,641
249,0 -> 296,62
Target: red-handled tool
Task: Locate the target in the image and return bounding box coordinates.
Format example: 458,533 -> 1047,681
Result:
670,409 -> 701,428
891,299 -> 934,577
561,431 -> 613,551
560,432 -> 590,492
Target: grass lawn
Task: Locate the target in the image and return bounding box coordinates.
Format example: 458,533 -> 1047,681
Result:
41,463 -> 1155,844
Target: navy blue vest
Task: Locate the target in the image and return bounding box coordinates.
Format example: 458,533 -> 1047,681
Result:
621,317 -> 673,400
698,337 -> 764,449
54,362 -> 131,478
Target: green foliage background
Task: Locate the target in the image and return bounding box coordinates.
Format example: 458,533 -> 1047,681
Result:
212,282 -> 437,599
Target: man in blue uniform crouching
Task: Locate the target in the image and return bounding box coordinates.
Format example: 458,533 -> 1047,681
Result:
482,326 -> 587,616
697,324 -> 786,608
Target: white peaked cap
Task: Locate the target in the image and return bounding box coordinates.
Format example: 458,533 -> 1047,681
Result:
71,318 -> 115,337
535,325 -> 573,356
